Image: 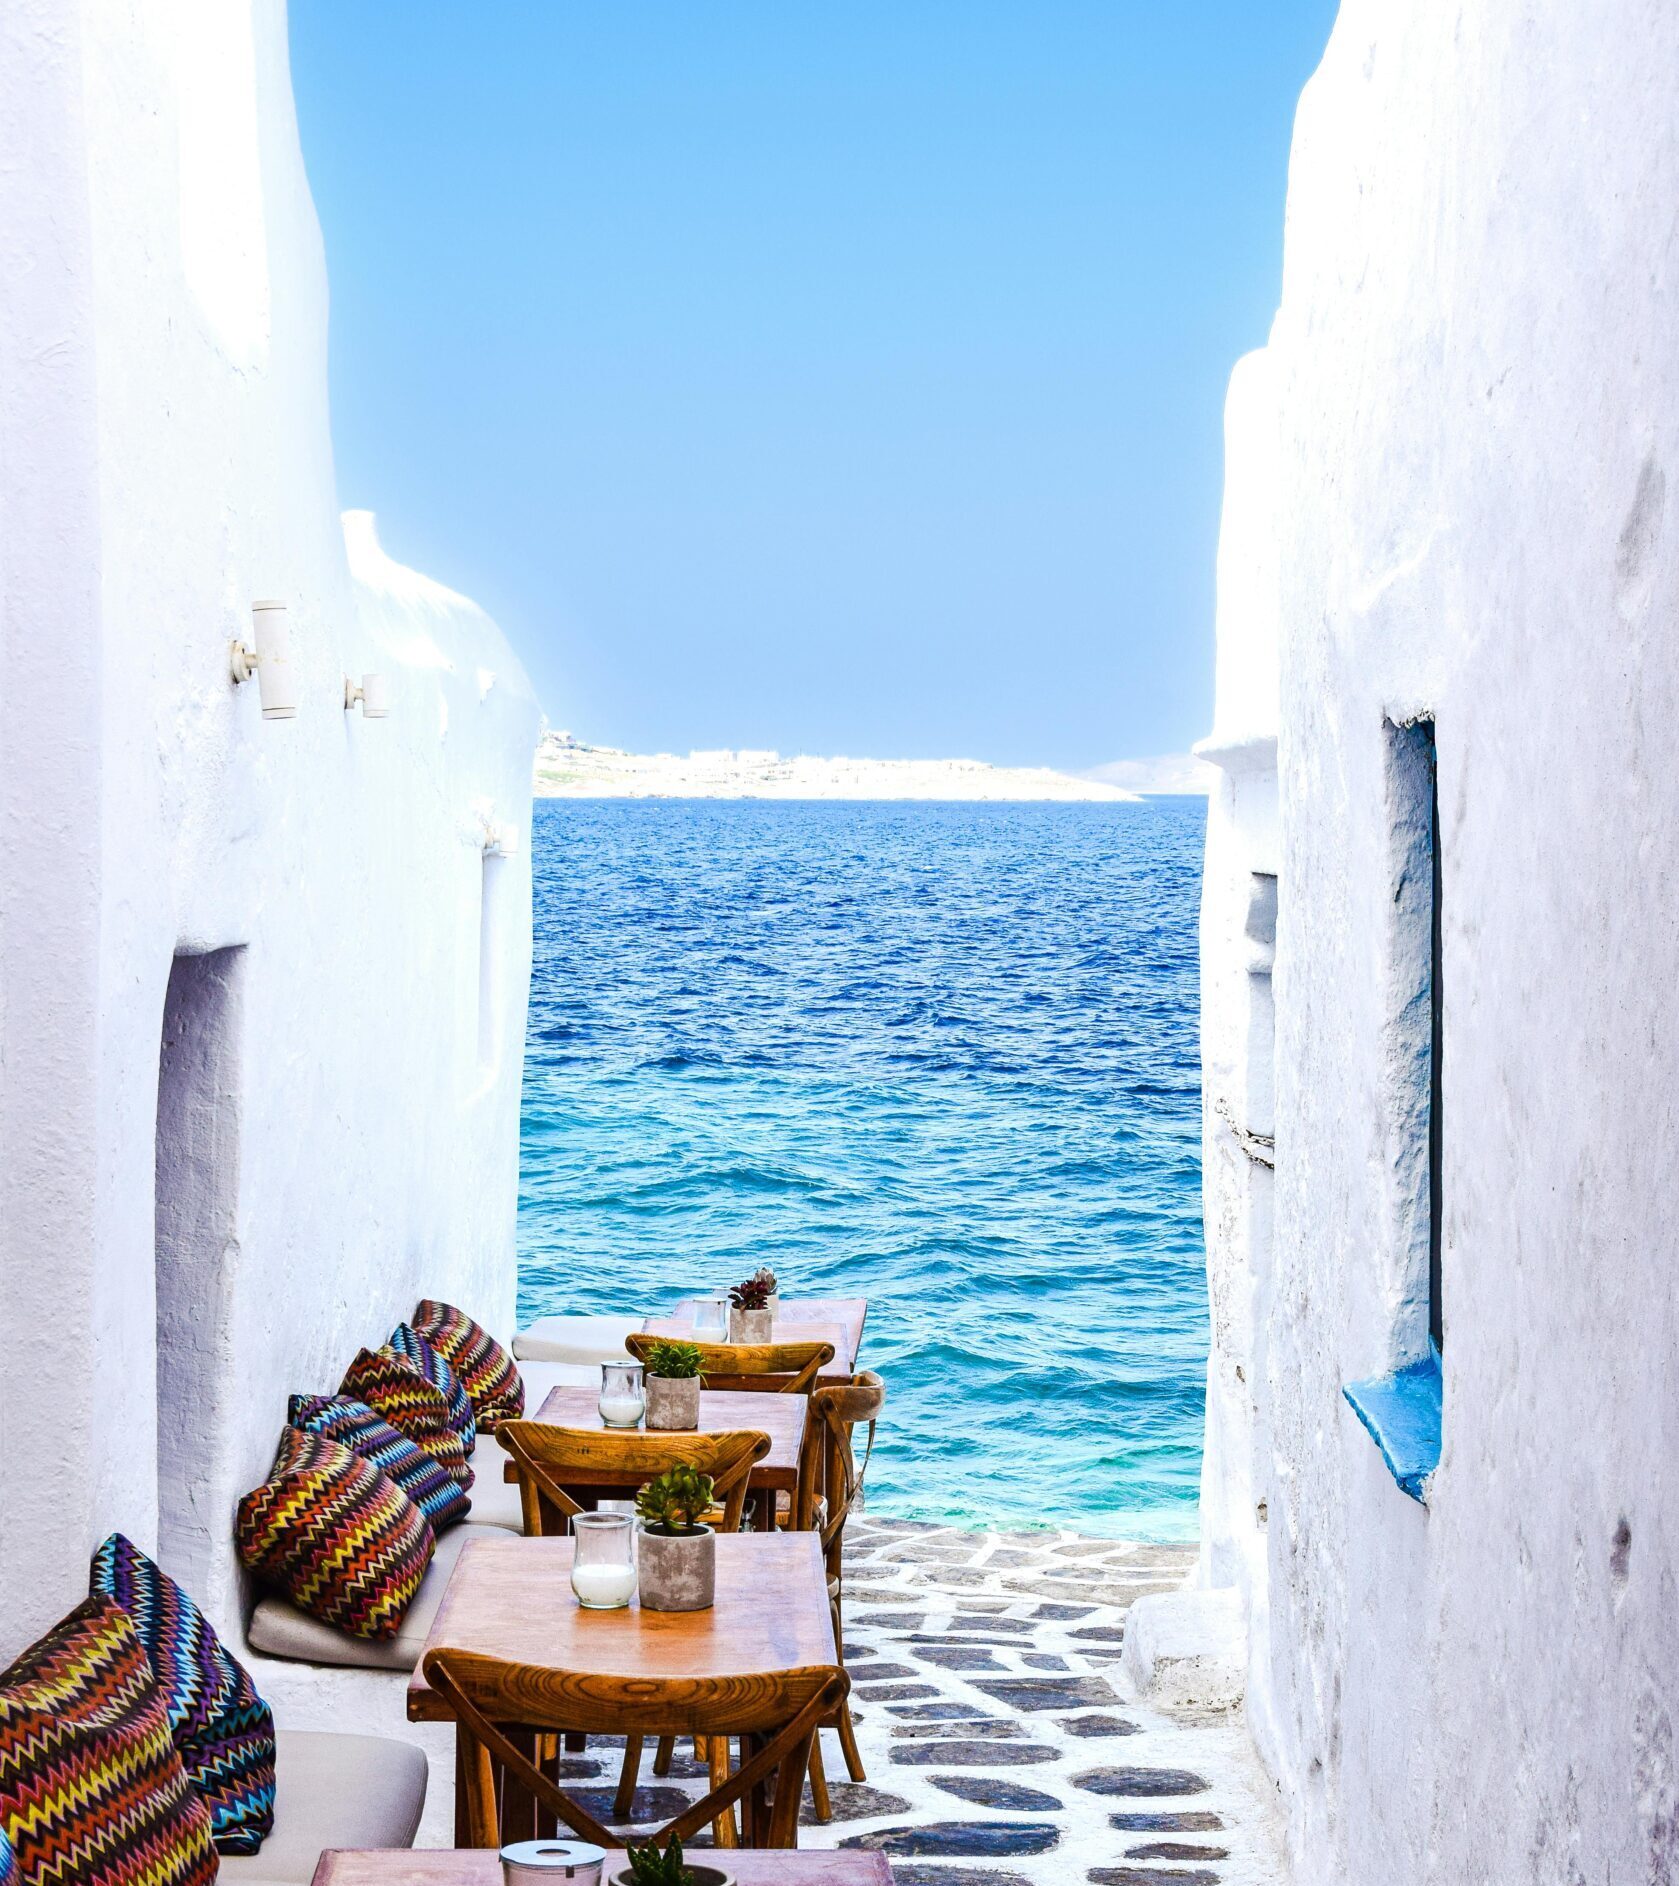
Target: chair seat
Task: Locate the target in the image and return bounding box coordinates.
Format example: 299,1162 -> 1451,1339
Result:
247,1522 -> 506,1670
217,1730 -> 426,1885
514,1315 -> 640,1365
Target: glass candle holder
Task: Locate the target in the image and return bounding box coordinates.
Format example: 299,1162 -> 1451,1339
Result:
597,1360 -> 645,1429
691,1293 -> 729,1344
571,1512 -> 636,1610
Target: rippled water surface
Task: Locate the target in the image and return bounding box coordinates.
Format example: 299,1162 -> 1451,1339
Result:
518,798 -> 1207,1539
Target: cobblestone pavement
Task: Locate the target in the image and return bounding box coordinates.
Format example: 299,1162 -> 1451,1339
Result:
577,1517 -> 1289,1885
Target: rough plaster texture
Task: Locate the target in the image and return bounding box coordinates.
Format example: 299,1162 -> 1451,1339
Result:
0,0 -> 537,1670
1199,3 -> 1679,1880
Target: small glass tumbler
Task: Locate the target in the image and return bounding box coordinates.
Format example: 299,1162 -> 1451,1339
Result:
571,1512 -> 636,1610
597,1360 -> 645,1429
691,1293 -> 729,1344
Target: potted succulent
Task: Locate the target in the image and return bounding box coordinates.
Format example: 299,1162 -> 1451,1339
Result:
745,1265 -> 779,1321
609,1834 -> 732,1886
642,1340 -> 703,1431
635,1466 -> 716,1612
727,1273 -> 773,1345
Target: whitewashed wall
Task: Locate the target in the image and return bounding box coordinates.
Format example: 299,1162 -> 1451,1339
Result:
1200,1 -> 1679,1880
0,0 -> 537,1659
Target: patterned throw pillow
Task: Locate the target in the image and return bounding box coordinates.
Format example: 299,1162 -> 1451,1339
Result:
0,1594 -> 218,1886
0,1822 -> 17,1886
413,1298 -> 526,1430
383,1323 -> 476,1453
289,1394 -> 472,1530
89,1535 -> 276,1855
236,1430 -> 435,1640
339,1347 -> 473,1492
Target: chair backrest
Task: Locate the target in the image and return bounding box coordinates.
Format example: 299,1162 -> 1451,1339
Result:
626,1334 -> 835,1395
795,1369 -> 885,1570
495,1423 -> 770,1537
424,1647 -> 847,1850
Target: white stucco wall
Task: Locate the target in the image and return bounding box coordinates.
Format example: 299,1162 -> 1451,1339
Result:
1200,2 -> 1679,1880
0,0 -> 537,1662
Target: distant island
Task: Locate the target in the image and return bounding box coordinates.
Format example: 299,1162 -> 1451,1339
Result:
534,732 -> 1145,801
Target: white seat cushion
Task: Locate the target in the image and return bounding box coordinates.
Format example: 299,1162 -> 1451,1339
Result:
246,1521 -> 505,1671
217,1730 -> 426,1885
513,1315 -> 640,1365
466,1435 -> 525,1532
517,1358 -> 605,1405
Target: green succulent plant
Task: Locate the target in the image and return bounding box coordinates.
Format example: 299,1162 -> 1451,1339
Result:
621,1833 -> 695,1885
729,1273 -> 772,1311
635,1464 -> 714,1535
642,1339 -> 703,1380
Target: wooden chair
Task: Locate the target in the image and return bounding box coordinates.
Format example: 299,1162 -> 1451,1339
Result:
493,1422 -> 772,1826
625,1334 -> 835,1395
494,1422 -> 770,1539
790,1369 -> 885,1822
425,1647 -> 848,1851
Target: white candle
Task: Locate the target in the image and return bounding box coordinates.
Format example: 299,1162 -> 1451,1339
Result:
597,1394 -> 644,1428
571,1563 -> 637,1609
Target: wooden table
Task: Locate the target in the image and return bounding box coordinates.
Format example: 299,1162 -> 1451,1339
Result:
525,1386 -> 809,1533
408,1533 -> 840,1845
644,1296 -> 869,1383
313,1852 -> 892,1884
408,1533 -> 837,1724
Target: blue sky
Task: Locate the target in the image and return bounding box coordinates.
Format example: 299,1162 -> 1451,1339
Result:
288,3 -> 1337,770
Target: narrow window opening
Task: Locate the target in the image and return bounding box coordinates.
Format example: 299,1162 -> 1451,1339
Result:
1427,739 -> 1444,1353
155,947 -> 243,1591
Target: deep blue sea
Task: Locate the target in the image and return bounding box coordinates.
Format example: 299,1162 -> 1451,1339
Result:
517,798 -> 1208,1540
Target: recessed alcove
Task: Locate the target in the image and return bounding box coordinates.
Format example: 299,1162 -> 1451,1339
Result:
155,946 -> 244,1591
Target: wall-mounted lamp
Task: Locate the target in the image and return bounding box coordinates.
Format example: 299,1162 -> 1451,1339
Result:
229,602 -> 298,720
344,673 -> 389,718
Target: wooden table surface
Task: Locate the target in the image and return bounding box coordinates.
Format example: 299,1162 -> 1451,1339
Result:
528,1386 -> 809,1493
645,1296 -> 869,1381
407,1533 -> 837,1723
313,1851 -> 893,1884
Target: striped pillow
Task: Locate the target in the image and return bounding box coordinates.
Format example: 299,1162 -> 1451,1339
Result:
413,1299 -> 526,1430
383,1323 -> 476,1453
89,1535 -> 276,1855
235,1431 -> 434,1641
289,1394 -> 471,1531
0,1822 -> 17,1886
0,1594 -> 218,1886
339,1347 -> 473,1493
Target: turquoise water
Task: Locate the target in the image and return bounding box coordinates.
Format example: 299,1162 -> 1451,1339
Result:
518,798 -> 1208,1540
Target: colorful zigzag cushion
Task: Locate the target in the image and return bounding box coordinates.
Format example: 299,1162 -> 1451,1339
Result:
89,1535 -> 276,1855
413,1298 -> 526,1430
383,1323 -> 476,1452
235,1430 -> 435,1641
0,1593 -> 218,1886
339,1347 -> 473,1493
289,1393 -> 471,1530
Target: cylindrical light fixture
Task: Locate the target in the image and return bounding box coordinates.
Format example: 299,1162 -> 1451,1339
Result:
343,672 -> 389,718
229,602 -> 298,720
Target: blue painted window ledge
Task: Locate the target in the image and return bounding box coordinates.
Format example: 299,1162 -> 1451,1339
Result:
1342,1352 -> 1441,1504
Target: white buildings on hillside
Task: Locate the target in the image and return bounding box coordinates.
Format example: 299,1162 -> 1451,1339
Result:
0,0 -> 537,1671
1198,2 -> 1679,1880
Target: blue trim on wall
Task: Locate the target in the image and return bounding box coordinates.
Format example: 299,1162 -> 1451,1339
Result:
1342,1352 -> 1442,1504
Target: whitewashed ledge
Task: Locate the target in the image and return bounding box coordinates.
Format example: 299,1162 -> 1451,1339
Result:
448,1518 -> 1288,1885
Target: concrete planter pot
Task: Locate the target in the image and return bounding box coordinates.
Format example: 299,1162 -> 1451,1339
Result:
729,1306 -> 773,1345
644,1373 -> 700,1431
637,1525 -> 715,1612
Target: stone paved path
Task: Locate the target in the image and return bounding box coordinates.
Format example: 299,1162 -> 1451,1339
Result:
578,1517 -> 1289,1885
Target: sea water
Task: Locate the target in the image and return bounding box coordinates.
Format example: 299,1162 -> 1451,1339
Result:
518,798 -> 1207,1540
